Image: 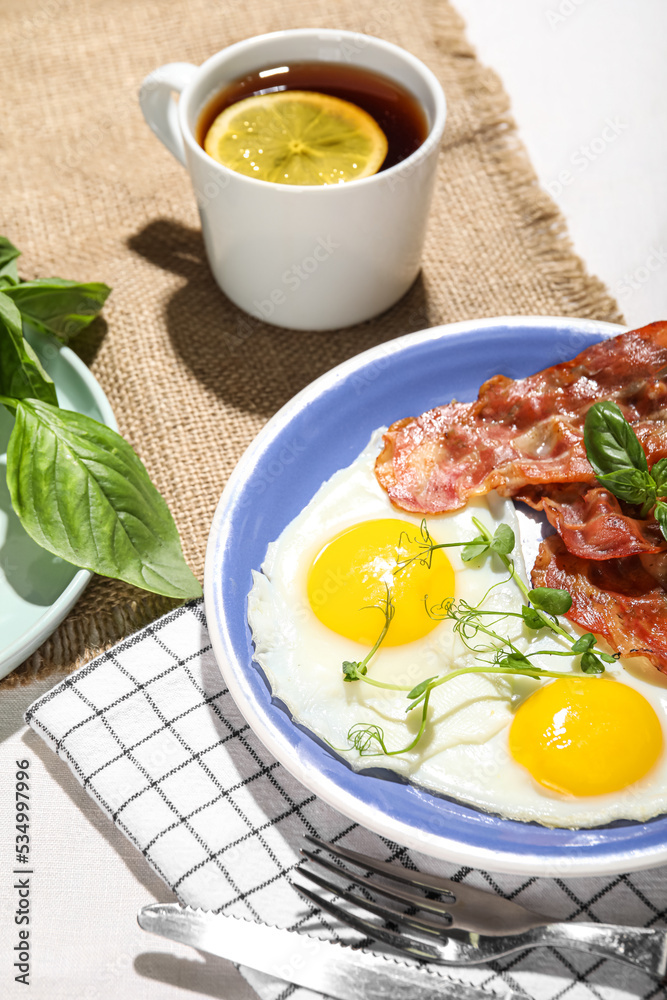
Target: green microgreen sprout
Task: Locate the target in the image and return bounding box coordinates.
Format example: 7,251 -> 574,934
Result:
338,516 -> 614,757
342,585 -> 395,684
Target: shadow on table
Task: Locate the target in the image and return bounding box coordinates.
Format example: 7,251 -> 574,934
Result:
22,727 -> 177,902
68,314 -> 109,369
135,951 -> 256,999
127,218 -> 435,421
0,676 -> 61,741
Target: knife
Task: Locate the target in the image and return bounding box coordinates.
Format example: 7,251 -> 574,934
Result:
138,904 -> 525,1000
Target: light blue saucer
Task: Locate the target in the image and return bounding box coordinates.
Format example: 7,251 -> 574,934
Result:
0,330 -> 116,679
202,316 -> 667,877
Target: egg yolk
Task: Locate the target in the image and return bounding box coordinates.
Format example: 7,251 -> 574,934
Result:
307,518 -> 455,646
509,677 -> 663,797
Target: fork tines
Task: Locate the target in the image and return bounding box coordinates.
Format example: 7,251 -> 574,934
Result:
301,834 -> 459,898
294,834 -> 457,953
293,836 -> 667,977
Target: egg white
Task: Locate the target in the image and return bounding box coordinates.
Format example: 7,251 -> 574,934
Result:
248,429 -> 667,828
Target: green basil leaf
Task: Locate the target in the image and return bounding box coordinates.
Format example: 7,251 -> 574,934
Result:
528,586 -> 572,615
580,651 -> 605,675
490,523 -> 515,555
4,278 -> 111,343
461,538 -> 489,562
0,292 -> 58,411
0,236 -> 20,286
650,458 -> 667,496
521,605 -> 545,629
570,632 -> 596,653
6,399 -> 201,599
0,262 -> 19,288
584,400 -> 649,482
596,468 -> 656,506
655,500 -> 667,543
406,676 -> 437,701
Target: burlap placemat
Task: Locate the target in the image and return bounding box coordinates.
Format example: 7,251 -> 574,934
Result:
2,0 -> 622,687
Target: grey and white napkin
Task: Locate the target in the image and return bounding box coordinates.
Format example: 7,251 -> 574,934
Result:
26,600 -> 667,1000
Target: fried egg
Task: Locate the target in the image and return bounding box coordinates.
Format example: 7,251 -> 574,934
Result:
248,430 -> 667,828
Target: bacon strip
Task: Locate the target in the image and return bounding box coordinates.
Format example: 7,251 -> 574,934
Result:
531,536 -> 667,673
376,322 -> 667,513
537,484 -> 667,560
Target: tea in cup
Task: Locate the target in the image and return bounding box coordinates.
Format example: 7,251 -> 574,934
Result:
198,60 -> 428,185
139,30 -> 446,330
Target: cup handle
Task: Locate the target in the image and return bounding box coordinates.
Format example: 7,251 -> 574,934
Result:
139,62 -> 198,167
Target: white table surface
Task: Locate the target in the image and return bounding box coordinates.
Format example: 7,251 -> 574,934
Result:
455,0 -> 667,328
1,3 -> 666,997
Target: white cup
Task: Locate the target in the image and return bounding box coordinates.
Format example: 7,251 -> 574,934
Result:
139,29 -> 446,331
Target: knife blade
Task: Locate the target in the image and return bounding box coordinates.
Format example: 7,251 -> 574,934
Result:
138,904 -> 525,1000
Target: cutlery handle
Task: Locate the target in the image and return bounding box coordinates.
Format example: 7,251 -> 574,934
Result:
534,922 -> 667,976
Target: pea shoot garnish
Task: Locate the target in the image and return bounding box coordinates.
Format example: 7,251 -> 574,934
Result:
339,517 -> 615,757
342,586 -> 395,683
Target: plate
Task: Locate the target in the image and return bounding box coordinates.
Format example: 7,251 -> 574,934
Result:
0,330 -> 116,680
203,315 -> 667,876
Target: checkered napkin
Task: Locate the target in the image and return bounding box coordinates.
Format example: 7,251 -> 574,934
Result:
25,600 -> 667,1000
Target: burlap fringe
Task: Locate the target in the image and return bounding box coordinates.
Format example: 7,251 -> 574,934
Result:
2,1 -> 622,690
428,1 -> 623,324
3,588 -> 179,688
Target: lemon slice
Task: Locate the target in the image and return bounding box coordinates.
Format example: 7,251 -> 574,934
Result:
203,90 -> 388,185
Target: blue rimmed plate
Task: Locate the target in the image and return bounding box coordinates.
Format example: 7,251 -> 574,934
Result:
202,315 -> 667,877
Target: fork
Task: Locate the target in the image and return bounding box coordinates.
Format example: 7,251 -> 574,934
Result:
293,835 -> 667,976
